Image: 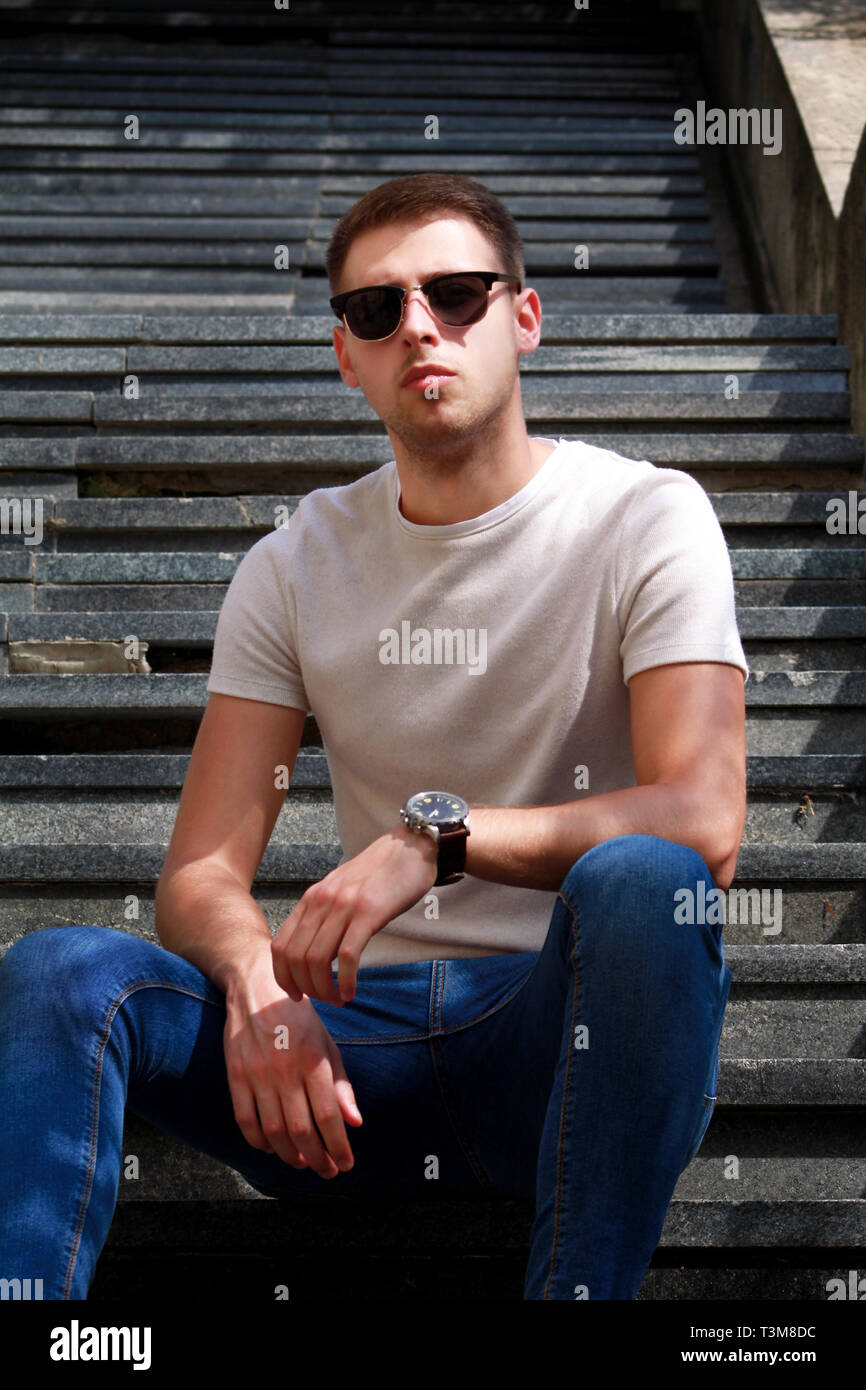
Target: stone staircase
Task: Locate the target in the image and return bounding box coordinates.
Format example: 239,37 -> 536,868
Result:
0,0 -> 864,1300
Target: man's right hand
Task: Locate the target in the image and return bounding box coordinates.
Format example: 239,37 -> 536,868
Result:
223,950 -> 363,1180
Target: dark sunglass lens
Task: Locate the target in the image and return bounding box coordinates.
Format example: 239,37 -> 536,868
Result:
429,275 -> 488,324
345,287 -> 402,339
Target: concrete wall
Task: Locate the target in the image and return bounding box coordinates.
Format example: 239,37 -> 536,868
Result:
694,0 -> 866,443
837,122 -> 866,445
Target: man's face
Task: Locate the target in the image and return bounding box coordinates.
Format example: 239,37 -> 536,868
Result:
331,216 -> 539,458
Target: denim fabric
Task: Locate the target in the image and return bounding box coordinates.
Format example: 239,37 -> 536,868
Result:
0,833 -> 730,1300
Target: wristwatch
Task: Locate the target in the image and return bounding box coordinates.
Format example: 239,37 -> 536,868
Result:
400,791 -> 470,886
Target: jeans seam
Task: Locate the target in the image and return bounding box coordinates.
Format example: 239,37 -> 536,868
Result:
543,890 -> 581,1299
426,961 -> 495,1194
434,958 -> 446,1033
435,953 -> 540,1035
332,955 -> 540,1045
681,974 -> 729,1168
62,977 -> 224,1301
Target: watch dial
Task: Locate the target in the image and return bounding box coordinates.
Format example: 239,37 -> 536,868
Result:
409,791 -> 468,822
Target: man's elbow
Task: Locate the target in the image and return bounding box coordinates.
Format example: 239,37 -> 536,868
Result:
707,851 -> 738,894
699,814 -> 745,894
681,781 -> 745,894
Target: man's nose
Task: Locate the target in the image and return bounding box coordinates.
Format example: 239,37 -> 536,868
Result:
401,289 -> 437,332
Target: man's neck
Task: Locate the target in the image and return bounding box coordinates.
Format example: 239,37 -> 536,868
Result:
395,434 -> 557,526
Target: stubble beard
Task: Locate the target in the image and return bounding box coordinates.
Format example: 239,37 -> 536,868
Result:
385,380 -> 512,470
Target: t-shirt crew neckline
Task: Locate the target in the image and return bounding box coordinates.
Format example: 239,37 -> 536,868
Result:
392,436 -> 566,539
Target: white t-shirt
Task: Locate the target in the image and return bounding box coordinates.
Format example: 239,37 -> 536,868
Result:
206,436 -> 749,965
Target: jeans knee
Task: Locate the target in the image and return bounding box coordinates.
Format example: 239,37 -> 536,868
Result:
558,834 -> 715,934
2,925 -> 68,982
0,925 -> 123,1025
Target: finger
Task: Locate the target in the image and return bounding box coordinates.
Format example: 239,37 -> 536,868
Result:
274,895 -> 327,1002
304,908 -> 357,1004
277,1081 -> 339,1179
254,1087 -> 313,1171
284,892 -> 351,1003
305,1056 -> 356,1171
226,1070 -> 271,1152
325,1032 -> 364,1127
331,1068 -> 363,1127
271,906 -> 309,1002
335,919 -> 372,1003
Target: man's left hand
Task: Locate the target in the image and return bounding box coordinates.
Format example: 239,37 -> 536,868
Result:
270,824 -> 439,1006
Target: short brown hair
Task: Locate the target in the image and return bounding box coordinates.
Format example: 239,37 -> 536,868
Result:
325,173 -> 525,296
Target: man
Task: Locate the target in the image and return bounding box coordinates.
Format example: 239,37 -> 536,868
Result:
0,173 -> 747,1301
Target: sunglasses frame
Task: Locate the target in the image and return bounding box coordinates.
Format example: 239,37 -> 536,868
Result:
330,270 -> 523,341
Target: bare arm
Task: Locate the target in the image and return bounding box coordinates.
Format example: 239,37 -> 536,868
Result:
154,692 -> 306,990
462,661 -> 747,892
155,693 -> 362,1180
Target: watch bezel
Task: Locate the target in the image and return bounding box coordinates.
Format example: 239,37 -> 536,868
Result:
402,790 -> 470,834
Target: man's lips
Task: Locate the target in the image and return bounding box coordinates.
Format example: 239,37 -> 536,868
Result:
400,364 -> 456,388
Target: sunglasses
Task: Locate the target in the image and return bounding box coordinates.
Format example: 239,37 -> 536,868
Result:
330,270 -> 523,341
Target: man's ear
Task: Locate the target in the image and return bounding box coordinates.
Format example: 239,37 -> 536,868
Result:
514,286 -> 543,357
332,324 -> 360,389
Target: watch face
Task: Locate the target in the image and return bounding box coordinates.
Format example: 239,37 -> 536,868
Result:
406,791 -> 469,825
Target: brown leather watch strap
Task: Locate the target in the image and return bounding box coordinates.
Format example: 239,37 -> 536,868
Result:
435,823 -> 470,886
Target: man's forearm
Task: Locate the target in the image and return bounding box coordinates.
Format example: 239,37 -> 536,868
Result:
154,863 -> 275,996
464,781 -> 740,894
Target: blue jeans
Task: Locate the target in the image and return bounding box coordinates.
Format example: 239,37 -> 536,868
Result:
0,834 -> 730,1300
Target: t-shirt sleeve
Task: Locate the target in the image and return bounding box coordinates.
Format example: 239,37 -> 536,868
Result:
206,528 -> 312,714
616,469 -> 750,686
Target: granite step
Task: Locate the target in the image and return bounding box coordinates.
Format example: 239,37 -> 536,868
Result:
0,28 -> 678,62
2,877 -> 863,946
0,802 -> 863,883
0,244 -> 721,273
1,776 -> 865,837
3,81 -> 678,106
86,1214 -> 866,1302
120,345 -> 854,372
3,391 -> 853,422
20,432 -> 859,473
1,487 -> 858,536
3,607 -> 854,643
21,342 -> 846,379
0,390 -> 852,423
0,114 -> 694,137
104,1103 -> 866,1205
0,282 -> 726,314
0,439 -> 843,498
0,152 -> 705,175
0,217 -> 716,245
0,129 -> 703,153
2,375 -> 845,398
1,750 -> 865,792
0,175 -> 705,200
0,47 -> 680,78
0,312 -> 840,343
0,293 -> 300,315
10,486 -> 864,540
1,666 -> 866,709
0,546 -> 862,585
0,75 -> 683,102
0,11 -> 690,48
0,271 -> 726,305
